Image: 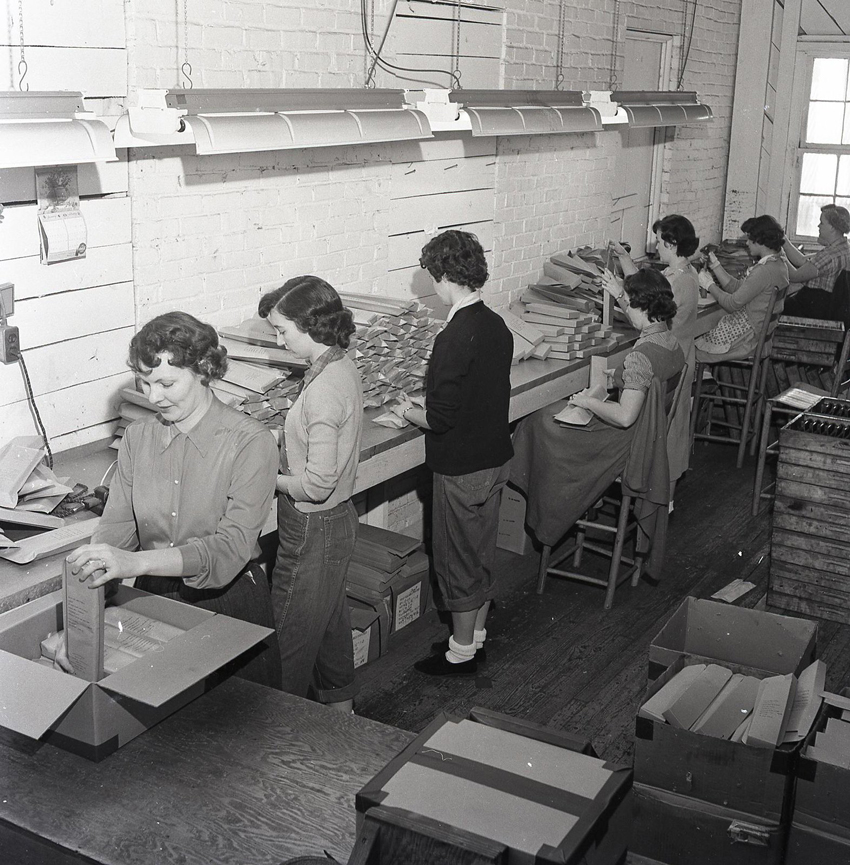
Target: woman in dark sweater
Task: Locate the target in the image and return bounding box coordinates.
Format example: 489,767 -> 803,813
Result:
393,230 -> 513,676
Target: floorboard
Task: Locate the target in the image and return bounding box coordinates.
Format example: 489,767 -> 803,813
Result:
355,440 -> 850,766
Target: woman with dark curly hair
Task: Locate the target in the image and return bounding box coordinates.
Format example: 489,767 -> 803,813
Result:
695,215 -> 789,361
258,275 -> 363,711
67,311 -> 281,687
511,268 -> 685,577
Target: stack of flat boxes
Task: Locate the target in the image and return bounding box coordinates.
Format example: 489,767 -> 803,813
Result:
769,402 -> 850,625
630,598 -> 818,865
769,317 -> 845,395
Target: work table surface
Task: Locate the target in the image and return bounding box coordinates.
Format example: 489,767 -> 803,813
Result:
0,677 -> 415,865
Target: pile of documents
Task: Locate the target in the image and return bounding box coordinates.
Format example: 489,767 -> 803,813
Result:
639,659 -> 825,747
338,292 -> 440,409
0,436 -> 98,564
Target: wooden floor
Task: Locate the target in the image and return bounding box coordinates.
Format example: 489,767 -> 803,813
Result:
355,439 -> 850,766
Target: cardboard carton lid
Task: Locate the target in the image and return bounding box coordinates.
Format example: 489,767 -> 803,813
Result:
0,649 -> 89,738
101,615 -> 272,708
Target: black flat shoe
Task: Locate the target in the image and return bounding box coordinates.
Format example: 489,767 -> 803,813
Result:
430,640 -> 487,664
414,652 -> 478,676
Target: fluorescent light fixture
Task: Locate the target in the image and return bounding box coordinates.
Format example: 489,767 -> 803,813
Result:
0,91 -> 117,169
583,90 -> 629,125
114,88 -> 432,154
611,91 -> 713,128
447,90 -> 602,137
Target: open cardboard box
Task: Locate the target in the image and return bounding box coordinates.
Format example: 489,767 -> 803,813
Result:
0,584 -> 272,760
648,596 -> 817,682
635,655 -> 808,824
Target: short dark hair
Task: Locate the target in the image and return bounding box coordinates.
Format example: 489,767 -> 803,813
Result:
128,311 -> 227,385
258,275 -> 355,349
741,215 -> 785,252
624,268 -> 678,323
419,230 -> 488,290
822,204 -> 850,235
652,214 -> 699,258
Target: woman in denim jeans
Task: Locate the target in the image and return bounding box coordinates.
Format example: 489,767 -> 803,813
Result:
259,276 -> 363,711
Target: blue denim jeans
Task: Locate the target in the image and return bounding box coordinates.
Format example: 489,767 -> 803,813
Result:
432,461 -> 511,613
271,495 -> 358,703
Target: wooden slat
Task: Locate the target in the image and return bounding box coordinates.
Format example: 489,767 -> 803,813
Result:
775,477 -> 850,509
0,327 -> 133,405
0,158 -> 129,204
3,372 -> 132,441
771,542 -> 850,578
0,197 -> 131,261
773,508 -> 850,544
4,245 -> 133,302
767,587 -> 850,625
49,420 -> 119,455
777,457 -> 850,485
387,19 -> 502,60
0,47 -> 127,97
391,0 -> 504,26
389,188 -> 494,234
388,221 -> 495,271
771,528 -> 850,562
391,155 -> 496,200
14,283 -> 135,350
2,0 -> 125,47
780,428 -> 850,458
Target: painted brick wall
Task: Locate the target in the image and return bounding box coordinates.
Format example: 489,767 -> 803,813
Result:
123,0 -> 741,536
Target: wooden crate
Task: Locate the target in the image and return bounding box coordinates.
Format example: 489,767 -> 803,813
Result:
769,412 -> 850,623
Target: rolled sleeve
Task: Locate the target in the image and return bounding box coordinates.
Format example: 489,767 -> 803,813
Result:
288,391 -> 345,504
180,429 -> 278,589
92,426 -> 140,551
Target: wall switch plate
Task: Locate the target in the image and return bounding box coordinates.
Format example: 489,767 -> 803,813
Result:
0,283 -> 13,318
0,325 -> 20,364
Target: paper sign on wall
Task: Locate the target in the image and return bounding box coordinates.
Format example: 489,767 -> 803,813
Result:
35,165 -> 87,264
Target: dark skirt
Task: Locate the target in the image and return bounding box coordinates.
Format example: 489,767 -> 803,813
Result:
510,401 -> 634,547
136,564 -> 282,690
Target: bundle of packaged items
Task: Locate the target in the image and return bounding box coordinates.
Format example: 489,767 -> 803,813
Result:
346,524 -> 430,660
700,237 -> 752,279
0,436 -> 99,565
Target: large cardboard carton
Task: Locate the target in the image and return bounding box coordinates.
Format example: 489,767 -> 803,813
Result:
0,584 -> 272,760
648,597 -> 817,681
632,782 -> 786,865
350,605 -> 381,669
635,657 -> 804,823
347,594 -> 392,657
357,707 -> 631,865
347,564 -> 429,638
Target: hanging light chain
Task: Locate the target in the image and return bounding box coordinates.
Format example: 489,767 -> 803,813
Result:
555,0 -> 567,90
452,0 -> 462,89
181,0 -> 193,88
608,0 -> 622,90
17,0 -> 29,91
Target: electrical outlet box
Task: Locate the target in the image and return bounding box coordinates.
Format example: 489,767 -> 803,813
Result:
0,325 -> 21,364
0,283 -> 13,318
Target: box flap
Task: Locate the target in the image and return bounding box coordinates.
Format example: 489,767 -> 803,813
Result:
0,650 -> 89,738
100,615 -> 272,708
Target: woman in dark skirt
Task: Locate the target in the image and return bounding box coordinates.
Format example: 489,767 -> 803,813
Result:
511,269 -> 684,555
67,312 -> 282,688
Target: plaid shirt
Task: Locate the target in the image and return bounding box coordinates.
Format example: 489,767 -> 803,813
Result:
809,237 -> 850,292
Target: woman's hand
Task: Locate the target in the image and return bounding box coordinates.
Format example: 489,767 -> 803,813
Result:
53,638 -> 73,674
391,395 -> 416,419
569,389 -> 598,410
609,240 -> 630,258
66,544 -> 141,589
698,269 -> 717,292
707,251 -> 721,270
599,269 -> 625,300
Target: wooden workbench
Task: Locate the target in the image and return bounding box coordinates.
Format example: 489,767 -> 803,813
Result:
0,677 -> 415,865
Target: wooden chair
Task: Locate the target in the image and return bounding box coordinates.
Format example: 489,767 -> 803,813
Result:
535,364 -> 688,609
752,325 -> 850,515
690,284 -> 787,468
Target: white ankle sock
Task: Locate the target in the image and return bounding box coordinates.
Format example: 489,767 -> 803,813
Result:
473,628 -> 487,650
446,635 -> 476,664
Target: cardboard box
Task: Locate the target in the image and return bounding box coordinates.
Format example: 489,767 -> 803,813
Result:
785,821 -> 850,865
632,782 -> 785,865
635,657 -> 803,822
648,597 -> 817,682
350,605 -> 380,669
357,706 -> 631,865
0,585 -> 272,761
497,486 -> 531,556
347,565 -> 429,637
347,594 -> 392,657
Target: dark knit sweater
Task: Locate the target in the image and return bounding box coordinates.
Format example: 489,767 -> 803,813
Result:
425,301 -> 514,476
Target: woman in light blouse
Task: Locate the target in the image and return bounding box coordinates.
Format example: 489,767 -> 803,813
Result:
259,276 -> 363,713
67,312 -> 281,688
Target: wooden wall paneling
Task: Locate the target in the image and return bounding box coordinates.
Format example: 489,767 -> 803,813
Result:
800,1 -> 844,35
0,48 -> 127,97
0,159 -> 129,205
391,154 -> 497,200
388,188 -> 495,234
2,373 -> 133,442
0,327 -> 135,405
392,0 -> 504,26
387,221 -> 495,271
13,283 -> 135,351
1,0 -> 125,48
0,198 -> 131,262
386,18 -> 502,61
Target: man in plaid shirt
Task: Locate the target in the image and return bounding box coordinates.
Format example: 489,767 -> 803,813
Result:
783,204 -> 850,321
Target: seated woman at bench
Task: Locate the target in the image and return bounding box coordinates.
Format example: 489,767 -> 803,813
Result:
511,268 -> 684,578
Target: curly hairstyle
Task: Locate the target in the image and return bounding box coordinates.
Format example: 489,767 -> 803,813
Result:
624,268 -> 678,323
652,214 -> 700,258
821,204 -> 850,235
741,215 -> 785,252
419,230 -> 488,290
128,311 -> 227,385
258,275 -> 355,349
